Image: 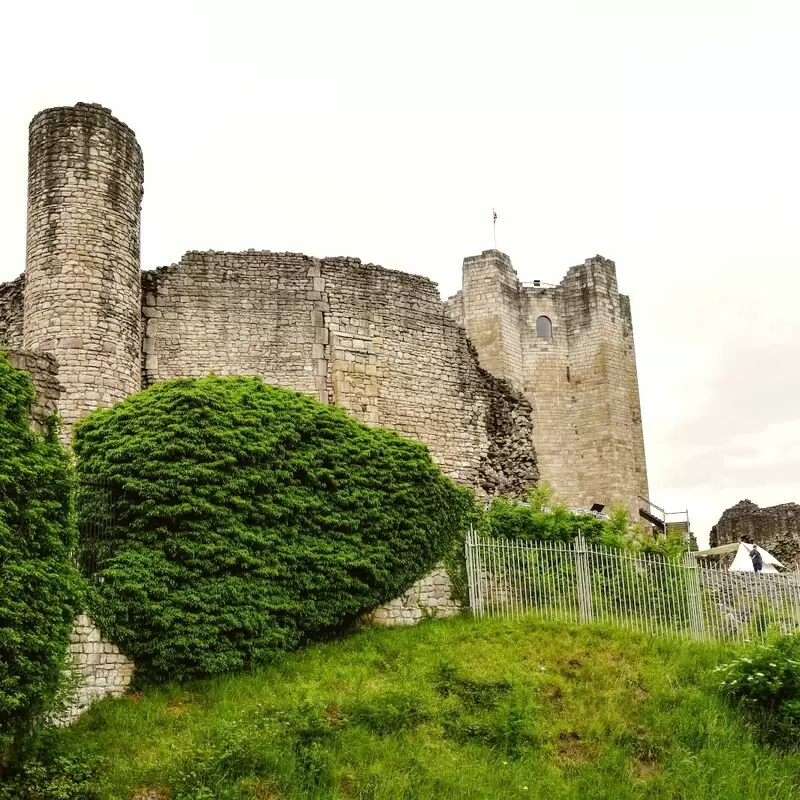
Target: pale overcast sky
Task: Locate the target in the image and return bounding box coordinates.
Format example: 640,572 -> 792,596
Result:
1,1 -> 798,546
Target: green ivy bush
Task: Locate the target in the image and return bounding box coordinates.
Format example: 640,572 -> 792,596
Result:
0,352 -> 82,768
715,635 -> 800,749
73,376 -> 474,683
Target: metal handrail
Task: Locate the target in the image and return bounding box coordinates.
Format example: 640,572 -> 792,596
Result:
665,510 -> 690,524
520,280 -> 558,289
639,497 -> 690,529
638,495 -> 665,520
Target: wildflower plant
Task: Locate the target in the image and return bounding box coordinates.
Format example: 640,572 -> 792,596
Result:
715,634 -> 800,747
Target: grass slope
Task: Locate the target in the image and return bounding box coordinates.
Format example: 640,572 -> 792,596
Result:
63,617 -> 800,800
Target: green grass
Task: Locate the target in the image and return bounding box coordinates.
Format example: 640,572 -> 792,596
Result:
59,616 -> 800,799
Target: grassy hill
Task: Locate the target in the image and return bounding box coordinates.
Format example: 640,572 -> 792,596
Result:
59,616 -> 800,800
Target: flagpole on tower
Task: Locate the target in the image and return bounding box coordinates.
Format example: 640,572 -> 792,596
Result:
492,208 -> 497,249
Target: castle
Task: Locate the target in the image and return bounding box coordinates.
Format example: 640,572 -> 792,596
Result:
0,103 -> 649,517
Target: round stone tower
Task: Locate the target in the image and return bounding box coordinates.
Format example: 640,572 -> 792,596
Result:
22,103 -> 143,437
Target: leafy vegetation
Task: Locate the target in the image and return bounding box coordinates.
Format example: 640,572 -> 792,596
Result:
481,483 -> 688,558
716,634 -> 800,748
0,352 -> 82,769
50,616 -> 800,799
0,734 -> 99,800
72,376 -> 474,683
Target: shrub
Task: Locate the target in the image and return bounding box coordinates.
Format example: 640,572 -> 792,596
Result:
484,496 -> 603,543
482,485 -> 688,557
0,736 -> 99,800
0,352 -> 82,768
715,634 -> 800,748
73,376 -> 474,683
482,494 -> 627,548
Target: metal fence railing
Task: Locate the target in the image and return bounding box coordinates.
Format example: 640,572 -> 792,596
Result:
464,530 -> 800,643
75,478 -> 118,581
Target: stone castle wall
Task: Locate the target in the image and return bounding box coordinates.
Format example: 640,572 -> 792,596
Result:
64,614 -> 134,722
461,251 -> 524,388
710,500 -> 800,571
140,251 -> 321,399
4,349 -> 62,434
142,250 -> 538,493
451,251 -> 648,517
699,569 -> 800,637
362,565 -> 461,627
0,276 -> 24,348
0,103 -> 647,515
23,103 -> 144,438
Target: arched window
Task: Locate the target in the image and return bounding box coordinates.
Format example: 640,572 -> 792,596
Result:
536,315 -> 552,339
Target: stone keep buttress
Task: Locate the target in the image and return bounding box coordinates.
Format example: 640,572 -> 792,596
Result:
1,102 -> 648,515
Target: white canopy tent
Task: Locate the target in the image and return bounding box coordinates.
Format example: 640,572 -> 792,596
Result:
694,541 -> 785,573
730,542 -> 784,573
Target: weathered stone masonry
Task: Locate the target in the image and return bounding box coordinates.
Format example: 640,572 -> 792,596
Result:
0,275 -> 24,348
4,349 -> 61,434
362,565 -> 462,627
65,615 -> 134,722
0,102 -> 648,514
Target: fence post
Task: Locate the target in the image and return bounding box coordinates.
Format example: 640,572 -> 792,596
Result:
574,533 -> 594,623
683,551 -> 705,640
464,526 -> 483,618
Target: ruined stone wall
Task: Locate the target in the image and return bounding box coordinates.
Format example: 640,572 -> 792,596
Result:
321,257 -> 535,490
11,101 -> 647,515
363,565 -> 461,627
699,569 -> 800,638
456,251 -> 648,517
23,103 -> 143,439
143,251 -> 537,494
4,349 -> 62,434
476,356 -> 539,495
443,289 -> 464,328
141,251 -> 322,399
0,276 -> 25,348
710,500 -> 800,571
64,614 -> 134,722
